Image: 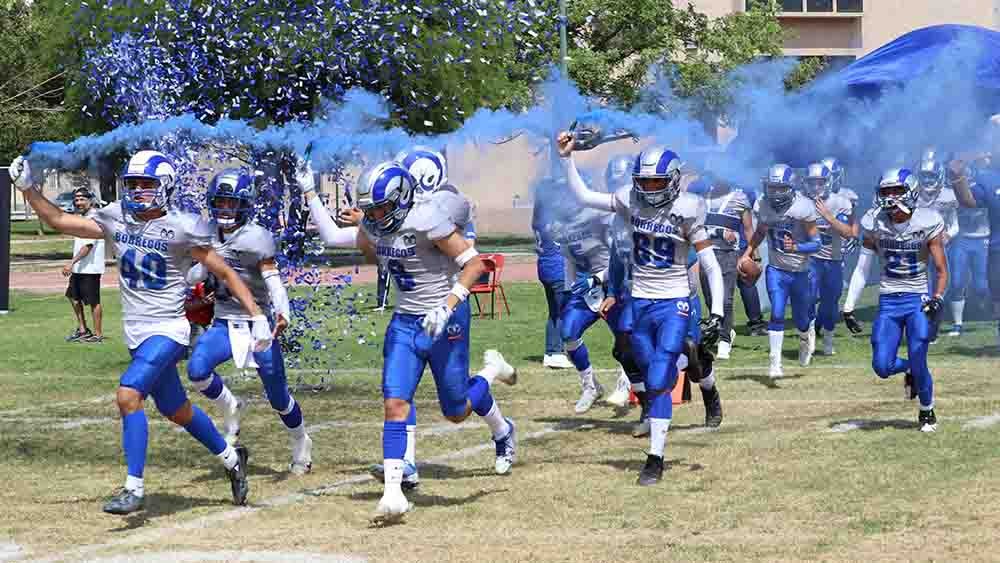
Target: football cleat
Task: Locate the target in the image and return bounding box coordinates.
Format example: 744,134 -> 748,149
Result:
102,488 -> 145,515
289,433 -> 313,475
227,445 -> 250,506
701,385 -> 723,428
370,461 -> 420,490
769,358 -> 783,379
223,397 -> 248,446
904,373 -> 917,401
371,489 -> 413,526
918,409 -> 937,433
632,397 -> 651,437
484,349 -> 517,385
748,320 -> 768,337
493,417 -> 517,475
606,370 -> 632,408
574,383 -> 604,414
637,454 -> 664,486
716,338 -> 731,360
543,353 -> 574,369
948,324 -> 962,337
66,328 -> 92,342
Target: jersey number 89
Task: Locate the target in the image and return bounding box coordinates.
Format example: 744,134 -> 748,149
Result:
632,232 -> 674,268
120,249 -> 167,290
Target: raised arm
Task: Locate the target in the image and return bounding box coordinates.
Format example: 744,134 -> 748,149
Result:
949,160 -> 977,208
555,132 -> 615,212
12,157 -> 105,239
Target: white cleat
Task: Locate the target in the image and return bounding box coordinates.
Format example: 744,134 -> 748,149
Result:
543,353 -> 575,369
371,489 -> 412,526
799,332 -> 813,367
823,332 -> 836,356
807,322 -> 816,355
574,383 -> 604,414
606,370 -> 631,408
493,417 -> 516,475
716,339 -> 731,360
223,397 -> 248,446
769,359 -> 784,380
484,349 -> 517,385
289,433 -> 313,475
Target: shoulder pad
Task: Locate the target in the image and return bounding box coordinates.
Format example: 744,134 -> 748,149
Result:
860,208 -> 878,231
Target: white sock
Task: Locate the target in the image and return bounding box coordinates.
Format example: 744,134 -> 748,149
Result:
578,365 -> 596,389
481,403 -> 510,440
218,444 -> 239,470
769,330 -> 784,361
383,458 -> 404,491
920,403 -> 934,411
824,331 -> 835,346
649,418 -> 671,457
699,372 -> 716,390
287,421 -> 307,439
213,385 -> 239,413
404,424 -> 416,465
125,475 -> 144,497
951,299 -> 965,326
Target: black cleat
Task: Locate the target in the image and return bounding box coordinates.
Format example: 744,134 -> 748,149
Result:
748,320 -> 768,337
102,488 -> 144,515
904,373 -> 917,401
918,409 -> 937,433
227,445 -> 250,506
637,454 -> 664,486
702,385 -> 723,428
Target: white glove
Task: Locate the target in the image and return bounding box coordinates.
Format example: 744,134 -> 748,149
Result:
421,304 -> 453,339
185,262 -> 207,285
250,315 -> 274,352
10,156 -> 37,191
295,157 -> 317,195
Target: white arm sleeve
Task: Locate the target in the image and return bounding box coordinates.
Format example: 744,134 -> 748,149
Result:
560,156 -> 616,212
308,196 -> 359,248
843,247 -> 874,313
262,269 -> 290,320
697,247 -> 725,318
945,210 -> 959,240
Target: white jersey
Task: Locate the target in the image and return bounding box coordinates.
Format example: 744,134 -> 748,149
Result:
814,192 -> 854,261
917,188 -> 958,239
93,202 -> 213,322
429,185 -> 475,239
212,222 -> 276,320
362,199 -> 459,315
837,187 -> 860,207
754,194 -> 818,272
557,207 -> 612,288
71,209 -> 106,275
611,188 -> 708,300
703,188 -> 750,252
861,207 -> 944,295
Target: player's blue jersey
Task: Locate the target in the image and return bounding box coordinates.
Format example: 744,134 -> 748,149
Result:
532,182 -> 565,283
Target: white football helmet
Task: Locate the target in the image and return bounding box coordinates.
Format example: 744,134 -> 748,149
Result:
121,150 -> 176,214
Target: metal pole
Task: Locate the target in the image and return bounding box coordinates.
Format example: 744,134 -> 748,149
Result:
0,167 -> 10,314
559,0 -> 568,76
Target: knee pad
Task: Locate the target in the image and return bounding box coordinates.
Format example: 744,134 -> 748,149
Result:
185,356 -> 212,382
871,358 -> 892,379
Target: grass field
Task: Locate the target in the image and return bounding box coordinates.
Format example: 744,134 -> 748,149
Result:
2,282 -> 1000,563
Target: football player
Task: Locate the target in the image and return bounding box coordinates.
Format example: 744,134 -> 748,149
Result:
947,171 -> 989,336
185,168 -> 312,475
914,149 -> 959,342
302,159 -> 516,524
842,168 -> 947,432
557,132 -> 725,487
741,164 -> 821,378
11,151 -> 265,514
803,162 -> 857,356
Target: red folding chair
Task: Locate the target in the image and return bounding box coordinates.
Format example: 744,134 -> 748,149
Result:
470,253 -> 511,319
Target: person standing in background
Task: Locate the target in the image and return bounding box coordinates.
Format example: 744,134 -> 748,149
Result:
63,187 -> 106,343
533,177 -> 573,369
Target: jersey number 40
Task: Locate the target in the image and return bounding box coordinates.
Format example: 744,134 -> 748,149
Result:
632,232 -> 674,268
120,249 -> 167,290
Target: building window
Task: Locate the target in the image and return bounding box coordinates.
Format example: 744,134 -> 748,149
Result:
781,0 -> 804,11
837,0 -> 863,12
806,0 -> 833,11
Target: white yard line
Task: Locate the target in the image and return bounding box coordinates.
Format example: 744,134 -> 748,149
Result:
33,424 -> 566,563
961,413 -> 1000,429
0,541 -> 24,563
81,551 -> 366,563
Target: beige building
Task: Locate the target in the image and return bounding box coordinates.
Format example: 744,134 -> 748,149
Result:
691,0 -> 999,58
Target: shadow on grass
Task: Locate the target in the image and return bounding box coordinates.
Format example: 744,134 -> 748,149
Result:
600,456 -> 705,474
105,492 -> 231,532
947,345 -> 1000,358
726,373 -> 807,389
828,418 -> 918,432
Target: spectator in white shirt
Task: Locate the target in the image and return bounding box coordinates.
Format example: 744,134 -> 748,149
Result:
63,188 -> 106,343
